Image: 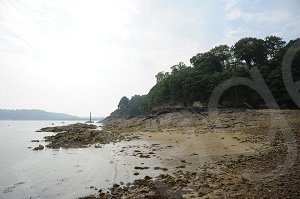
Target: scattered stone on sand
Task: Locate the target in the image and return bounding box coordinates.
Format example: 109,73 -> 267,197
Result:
81,138 -> 300,199
31,140 -> 39,142
33,145 -> 44,150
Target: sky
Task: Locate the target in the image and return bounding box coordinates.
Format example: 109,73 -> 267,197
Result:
0,0 -> 299,117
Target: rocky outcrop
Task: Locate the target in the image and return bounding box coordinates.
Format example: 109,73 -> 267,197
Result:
39,123 -> 97,133
38,123 -> 125,149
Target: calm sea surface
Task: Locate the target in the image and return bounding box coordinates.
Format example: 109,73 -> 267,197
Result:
0,121 -> 160,199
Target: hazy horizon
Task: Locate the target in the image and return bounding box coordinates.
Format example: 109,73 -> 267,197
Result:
0,108 -> 104,118
1,0 -> 299,117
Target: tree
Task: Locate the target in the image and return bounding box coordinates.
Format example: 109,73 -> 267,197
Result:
291,46 -> 300,82
170,62 -> 187,74
265,36 -> 286,60
127,95 -> 142,116
118,96 -> 129,109
110,36 -> 298,117
155,71 -> 169,83
233,37 -> 266,67
272,38 -> 299,66
190,52 -> 223,73
209,44 -> 231,66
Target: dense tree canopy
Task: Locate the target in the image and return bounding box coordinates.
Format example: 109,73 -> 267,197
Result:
111,36 -> 300,117
265,36 -> 286,60
232,37 -> 266,67
118,96 -> 129,109
155,71 -> 169,83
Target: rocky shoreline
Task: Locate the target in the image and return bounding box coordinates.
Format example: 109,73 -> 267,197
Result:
36,123 -> 126,148
34,109 -> 300,198
84,109 -> 300,198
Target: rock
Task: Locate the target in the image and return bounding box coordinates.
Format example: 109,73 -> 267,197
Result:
33,145 -> 44,150
139,154 -> 150,158
140,187 -> 149,193
145,191 -> 156,198
154,166 -> 168,171
134,166 -> 150,170
37,123 -> 125,149
111,188 -> 119,195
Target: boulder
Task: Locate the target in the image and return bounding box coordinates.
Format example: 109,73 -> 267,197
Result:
33,145 -> 44,150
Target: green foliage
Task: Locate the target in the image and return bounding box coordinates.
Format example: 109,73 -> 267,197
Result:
111,36 -> 299,117
170,62 -> 187,74
265,36 -> 286,60
118,96 -> 129,109
190,52 -> 223,73
232,37 -> 266,67
155,71 -> 169,83
292,50 -> 300,81
210,44 -> 231,64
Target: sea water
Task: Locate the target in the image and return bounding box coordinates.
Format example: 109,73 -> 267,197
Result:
0,121 -> 161,199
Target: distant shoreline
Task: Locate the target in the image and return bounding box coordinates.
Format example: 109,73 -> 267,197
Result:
0,109 -> 104,121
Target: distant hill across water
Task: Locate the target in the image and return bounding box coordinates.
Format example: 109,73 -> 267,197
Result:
0,109 -> 82,120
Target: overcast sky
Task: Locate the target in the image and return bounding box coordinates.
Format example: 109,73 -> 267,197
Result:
0,0 -> 299,117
